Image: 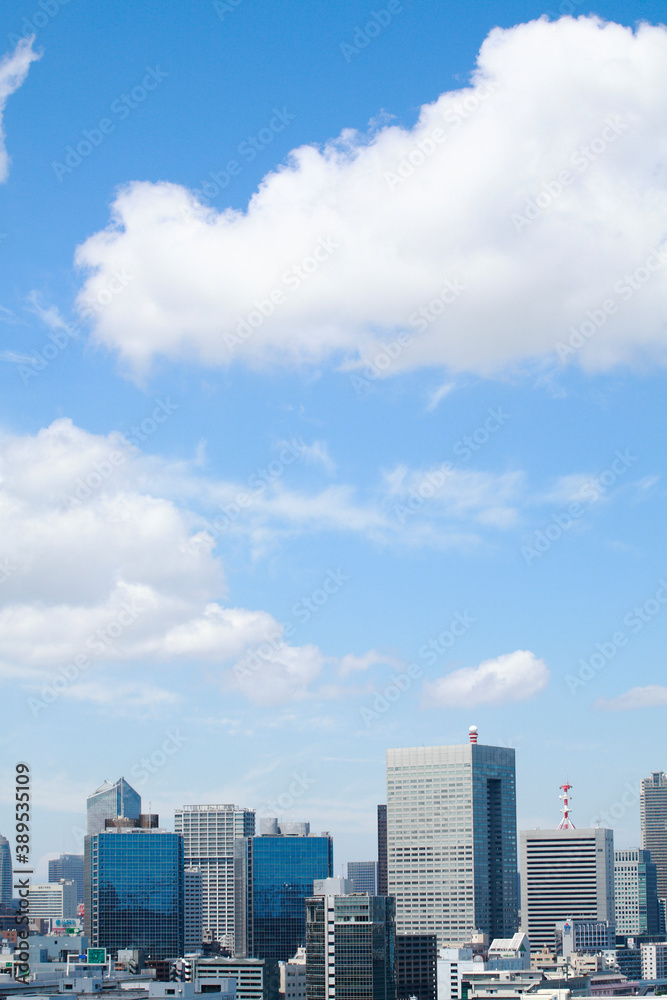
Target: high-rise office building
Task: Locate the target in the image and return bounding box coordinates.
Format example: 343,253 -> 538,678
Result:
87,777 -> 141,835
0,835 -> 11,906
615,849 -> 660,935
28,880 -> 77,919
520,826 -> 615,952
184,866 -> 203,952
306,881 -> 396,1000
386,729 -> 518,947
175,804 -> 255,951
395,934 -> 437,1000
49,855 -> 85,905
378,805 -> 388,896
641,772 -> 667,899
84,825 -> 183,958
347,861 -> 378,894
234,818 -> 333,963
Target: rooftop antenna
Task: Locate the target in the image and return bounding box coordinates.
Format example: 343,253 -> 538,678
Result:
469,725 -> 478,744
557,782 -> 576,829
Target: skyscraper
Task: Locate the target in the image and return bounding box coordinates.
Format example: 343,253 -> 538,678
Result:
175,803 -> 255,950
0,835 -> 11,906
615,849 -> 660,935
306,880 -> 396,1000
87,777 -> 141,835
386,729 -> 518,947
234,818 -> 333,963
641,772 -> 667,899
378,805 -> 388,896
49,854 -> 85,905
347,861 -> 378,894
84,825 -> 183,958
184,866 -> 203,953
520,826 -> 615,952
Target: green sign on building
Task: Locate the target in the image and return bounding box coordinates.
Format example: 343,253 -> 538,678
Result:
86,948 -> 107,964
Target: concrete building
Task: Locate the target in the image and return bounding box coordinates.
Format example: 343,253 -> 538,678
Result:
346,862 -> 378,895
387,729 -> 518,947
29,882 -> 78,920
378,805 -> 388,896
641,941 -> 667,979
396,934 -> 437,1000
49,856 -> 85,906
175,805 -> 255,951
183,957 -> 264,1000
305,887 -> 396,999
554,919 -> 615,956
614,849 -> 660,935
279,947 -> 306,999
520,827 -> 615,952
0,835 -> 11,906
641,773 -> 667,900
184,867 -> 203,953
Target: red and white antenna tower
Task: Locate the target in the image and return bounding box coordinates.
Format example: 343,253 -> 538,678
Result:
557,782 -> 575,829
469,725 -> 478,744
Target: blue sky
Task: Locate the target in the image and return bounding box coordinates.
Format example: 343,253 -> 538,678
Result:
1,0 -> 667,878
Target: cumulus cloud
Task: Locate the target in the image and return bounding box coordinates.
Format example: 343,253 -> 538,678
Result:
594,685 -> 667,710
423,650 -> 550,707
0,37 -> 40,182
74,17 -> 667,378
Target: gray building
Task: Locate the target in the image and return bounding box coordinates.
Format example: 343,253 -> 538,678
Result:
520,826 -> 615,952
49,854 -> 85,905
0,834 -> 11,906
386,730 -> 518,947
185,866 -> 203,953
347,861 -> 378,894
615,848 -> 660,935
641,772 -> 667,899
87,777 -> 141,835
175,804 -> 255,951
306,882 -> 396,1000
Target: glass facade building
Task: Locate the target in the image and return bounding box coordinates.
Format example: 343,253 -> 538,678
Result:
378,805 -> 388,896
0,834 -> 12,906
235,825 -> 333,962
49,854 -> 85,904
87,777 -> 141,835
84,827 -> 183,958
615,849 -> 660,935
386,740 -> 518,947
641,772 -> 667,899
347,862 -> 378,894
306,892 -> 396,1000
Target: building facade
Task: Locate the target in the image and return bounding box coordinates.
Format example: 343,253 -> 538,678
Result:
306,890 -> 396,1000
641,941 -> 667,979
615,849 -> 660,935
175,804 -> 255,951
26,880 -> 78,919
386,734 -> 518,947
0,835 -> 11,906
378,806 -> 388,897
87,777 -> 141,835
84,826 -> 183,958
234,820 -> 333,962
347,862 -> 378,895
641,773 -> 667,900
395,934 -> 437,1000
520,827 -> 615,952
49,854 -> 85,905
184,866 -> 203,953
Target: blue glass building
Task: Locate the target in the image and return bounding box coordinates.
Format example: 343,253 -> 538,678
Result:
235,821 -> 333,962
0,834 -> 12,906
84,827 -> 183,958
87,777 -> 141,835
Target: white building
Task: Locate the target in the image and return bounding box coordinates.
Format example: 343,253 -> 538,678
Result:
185,957 -> 264,1000
29,881 -> 78,919
615,848 -> 660,935
641,942 -> 667,979
175,805 -> 254,950
279,947 -> 306,999
520,828 -> 615,952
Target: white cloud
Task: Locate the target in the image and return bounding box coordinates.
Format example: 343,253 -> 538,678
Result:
0,37 -> 40,183
594,685 -> 667,710
74,17 -> 667,378
423,649 -> 550,707
426,381 -> 455,412
338,650 -> 402,677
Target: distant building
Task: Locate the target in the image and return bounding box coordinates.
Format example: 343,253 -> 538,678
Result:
279,947 -> 306,999
29,881 -> 77,919
185,867 -> 203,953
641,773 -> 667,900
396,933 -> 437,1000
49,854 -> 85,905
175,804 -> 255,951
0,835 -> 11,906
520,827 -> 615,952
387,731 -> 518,947
84,825 -> 183,958
641,941 -> 667,979
87,777 -> 141,835
306,887 -> 396,999
234,818 -> 333,963
378,805 -> 388,896
554,918 -> 615,956
615,849 -> 660,935
183,956 -> 265,1000
347,861 -> 378,894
